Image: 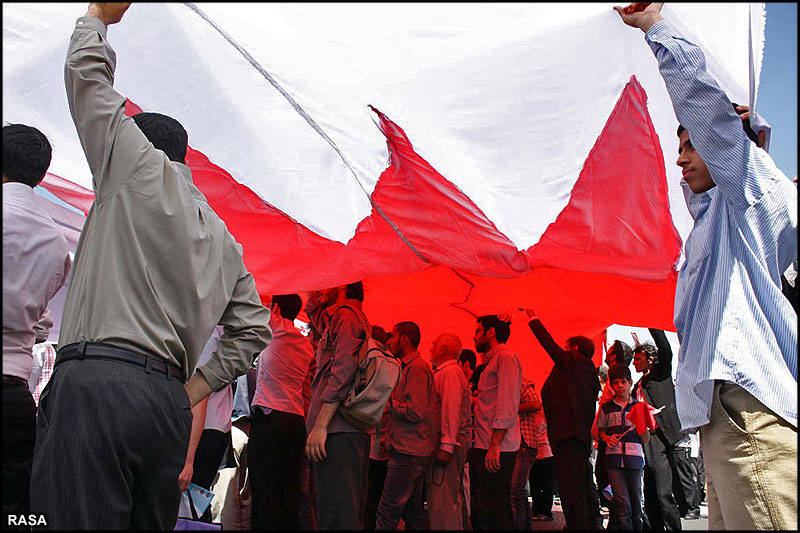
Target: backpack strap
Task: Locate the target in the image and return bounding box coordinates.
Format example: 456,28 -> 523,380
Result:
335,304 -> 371,363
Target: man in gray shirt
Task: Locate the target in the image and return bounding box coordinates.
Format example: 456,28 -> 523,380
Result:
304,281 -> 372,530
30,4 -> 271,529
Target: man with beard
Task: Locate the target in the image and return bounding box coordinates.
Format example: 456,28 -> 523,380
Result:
471,315 -> 522,530
526,309 -> 600,530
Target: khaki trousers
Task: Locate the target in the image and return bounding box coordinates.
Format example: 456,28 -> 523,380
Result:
701,381 -> 797,530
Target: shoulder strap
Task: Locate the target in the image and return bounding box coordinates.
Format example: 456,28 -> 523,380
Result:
336,304 -> 371,340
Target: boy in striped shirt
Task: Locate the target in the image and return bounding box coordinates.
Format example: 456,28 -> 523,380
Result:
595,364 -> 650,531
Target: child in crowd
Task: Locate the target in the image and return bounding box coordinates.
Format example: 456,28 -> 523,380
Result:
595,364 -> 650,530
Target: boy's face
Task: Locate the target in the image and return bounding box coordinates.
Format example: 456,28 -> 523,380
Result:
611,377 -> 632,399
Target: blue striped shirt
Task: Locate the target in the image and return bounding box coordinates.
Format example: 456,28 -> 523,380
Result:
645,21 -> 797,431
595,398 -> 645,469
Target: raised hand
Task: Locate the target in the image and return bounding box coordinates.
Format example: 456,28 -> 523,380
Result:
613,2 -> 664,33
86,2 -> 132,26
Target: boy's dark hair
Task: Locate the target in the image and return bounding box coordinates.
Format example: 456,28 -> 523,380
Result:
2,124 -> 52,187
394,321 -> 421,348
371,325 -> 389,346
477,315 -> 511,343
567,335 -> 595,359
345,281 -> 364,302
272,294 -> 302,321
608,363 -> 632,383
131,112 -> 188,164
609,340 -> 633,367
458,349 -> 477,370
677,102 -> 759,145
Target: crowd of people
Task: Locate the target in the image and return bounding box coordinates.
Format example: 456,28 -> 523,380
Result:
3,2 -> 796,531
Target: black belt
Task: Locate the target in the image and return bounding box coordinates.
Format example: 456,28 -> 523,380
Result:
3,375 -> 28,387
56,342 -> 184,383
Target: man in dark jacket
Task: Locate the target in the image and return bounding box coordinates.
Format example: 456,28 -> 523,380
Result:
526,309 -> 600,530
632,328 -> 688,529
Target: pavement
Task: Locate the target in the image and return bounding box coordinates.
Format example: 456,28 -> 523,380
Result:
531,496 -> 709,531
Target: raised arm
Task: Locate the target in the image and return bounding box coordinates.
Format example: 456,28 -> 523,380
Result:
615,2 -> 786,207
65,3 -> 165,199
527,316 -> 569,366
647,328 -> 673,381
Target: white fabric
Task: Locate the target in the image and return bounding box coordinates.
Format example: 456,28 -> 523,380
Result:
2,182 -> 71,381
2,3 -> 764,250
197,326 -> 233,433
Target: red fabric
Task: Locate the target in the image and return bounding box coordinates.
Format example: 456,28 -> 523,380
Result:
626,400 -> 659,435
41,77 -> 682,390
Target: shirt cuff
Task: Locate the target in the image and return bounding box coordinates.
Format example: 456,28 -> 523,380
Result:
440,443 -> 456,454
644,19 -> 674,44
76,16 -> 108,39
492,416 -> 517,430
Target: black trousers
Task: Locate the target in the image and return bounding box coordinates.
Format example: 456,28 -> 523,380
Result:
364,458 -> 388,530
3,377 -> 37,525
192,429 -> 231,490
313,431 -> 370,530
249,409 -> 306,530
670,446 -> 698,515
470,448 -> 517,530
642,432 -> 682,530
30,357 -> 191,529
529,455 -> 556,518
553,438 -> 600,530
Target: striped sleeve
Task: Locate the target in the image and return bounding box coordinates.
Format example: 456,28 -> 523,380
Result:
645,19 -> 776,208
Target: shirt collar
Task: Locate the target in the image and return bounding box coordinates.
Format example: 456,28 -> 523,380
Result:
681,179 -> 716,221
434,358 -> 458,373
400,350 -> 420,367
3,181 -> 37,201
484,343 -> 506,363
329,298 -> 363,314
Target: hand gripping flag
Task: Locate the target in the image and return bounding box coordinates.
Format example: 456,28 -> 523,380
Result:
626,400 -> 659,435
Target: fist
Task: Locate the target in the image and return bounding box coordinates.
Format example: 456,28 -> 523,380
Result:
86,3 -> 132,26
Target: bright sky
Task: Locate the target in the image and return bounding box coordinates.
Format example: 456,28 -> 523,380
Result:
608,3 -> 798,381
759,2 -> 798,180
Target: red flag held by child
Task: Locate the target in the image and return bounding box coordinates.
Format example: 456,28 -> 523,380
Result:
627,400 -> 658,435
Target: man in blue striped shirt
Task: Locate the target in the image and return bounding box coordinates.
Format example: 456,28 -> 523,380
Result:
616,3 -> 797,530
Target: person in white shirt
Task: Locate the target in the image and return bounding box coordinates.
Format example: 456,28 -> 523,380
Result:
249,294 -> 314,530
3,123 -> 71,519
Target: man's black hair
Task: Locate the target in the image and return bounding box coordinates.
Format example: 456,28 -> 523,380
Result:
458,349 -> 477,370
608,363 -> 632,383
477,315 -> 511,343
394,321 -> 421,349
567,335 -> 595,359
633,342 -> 659,365
131,112 -> 188,164
371,325 -> 390,346
677,102 -> 759,145
2,124 -> 52,187
272,294 -> 302,321
609,340 -> 633,367
345,281 -> 364,302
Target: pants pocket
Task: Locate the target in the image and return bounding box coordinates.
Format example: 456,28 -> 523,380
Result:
716,382 -> 748,434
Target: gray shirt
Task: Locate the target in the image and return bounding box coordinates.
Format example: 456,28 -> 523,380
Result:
60,16 -> 271,390
306,299 -> 369,434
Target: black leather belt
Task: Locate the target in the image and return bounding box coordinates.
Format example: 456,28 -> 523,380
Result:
56,341 -> 184,383
3,375 -> 28,387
